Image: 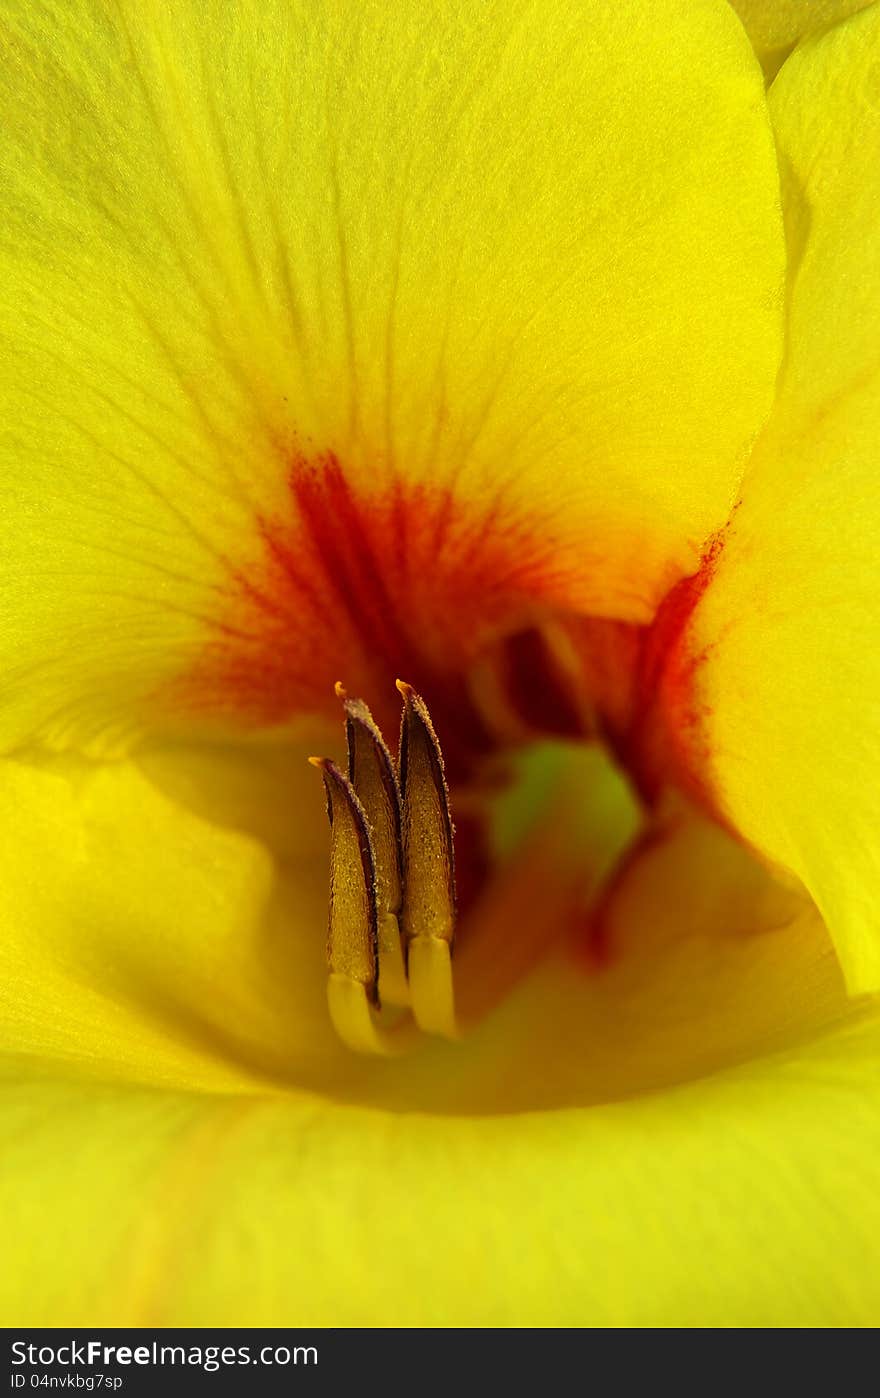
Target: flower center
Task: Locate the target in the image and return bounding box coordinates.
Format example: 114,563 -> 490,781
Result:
310,680 -> 460,1054
309,646 -> 664,1058
189,456 -> 830,1073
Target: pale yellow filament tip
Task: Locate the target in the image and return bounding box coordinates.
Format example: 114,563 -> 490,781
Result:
326,973 -> 417,1056
377,911 -> 410,1007
407,936 -> 458,1039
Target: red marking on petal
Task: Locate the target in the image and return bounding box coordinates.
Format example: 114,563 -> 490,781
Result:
172,446 -> 734,919
643,536 -> 726,802
174,450 -> 575,779
608,526 -> 729,812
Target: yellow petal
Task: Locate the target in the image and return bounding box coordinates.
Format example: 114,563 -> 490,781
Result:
0,0 -> 784,754
2,1005 -> 879,1326
729,0 -> 876,77
0,737 -> 869,1323
0,747 -> 350,1093
0,745 -> 850,1103
658,8 -> 880,992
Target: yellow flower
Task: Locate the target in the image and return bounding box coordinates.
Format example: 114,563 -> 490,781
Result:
1,0 -> 879,1326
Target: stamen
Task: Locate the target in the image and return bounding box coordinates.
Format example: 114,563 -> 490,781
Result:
396,680 -> 458,1038
310,681 -> 458,1051
308,756 -> 413,1056
335,682 -> 409,1007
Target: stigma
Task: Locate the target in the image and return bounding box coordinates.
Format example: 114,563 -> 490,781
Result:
309,680 -> 457,1054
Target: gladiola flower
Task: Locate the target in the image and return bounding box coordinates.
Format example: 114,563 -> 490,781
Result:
1,0 -> 879,1327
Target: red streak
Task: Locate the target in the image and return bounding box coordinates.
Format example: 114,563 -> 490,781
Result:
176,449 -> 727,812
615,527 -> 728,812
177,450 -> 569,781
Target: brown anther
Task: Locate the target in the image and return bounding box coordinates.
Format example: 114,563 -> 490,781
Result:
339,694 -> 403,921
396,680 -> 457,949
308,756 -> 379,1004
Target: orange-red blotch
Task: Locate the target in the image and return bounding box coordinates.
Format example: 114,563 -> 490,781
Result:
177,451 -> 567,773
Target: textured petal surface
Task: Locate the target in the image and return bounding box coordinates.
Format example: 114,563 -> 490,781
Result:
2,1012 -> 879,1326
0,752 -> 850,1108
0,0 -> 784,753
0,739 -> 869,1325
659,9 -> 880,991
730,0 -> 875,73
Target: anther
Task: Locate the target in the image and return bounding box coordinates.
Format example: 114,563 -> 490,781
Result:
311,681 -> 458,1052
396,680 -> 458,1038
337,686 -> 409,1007
308,757 -> 412,1055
